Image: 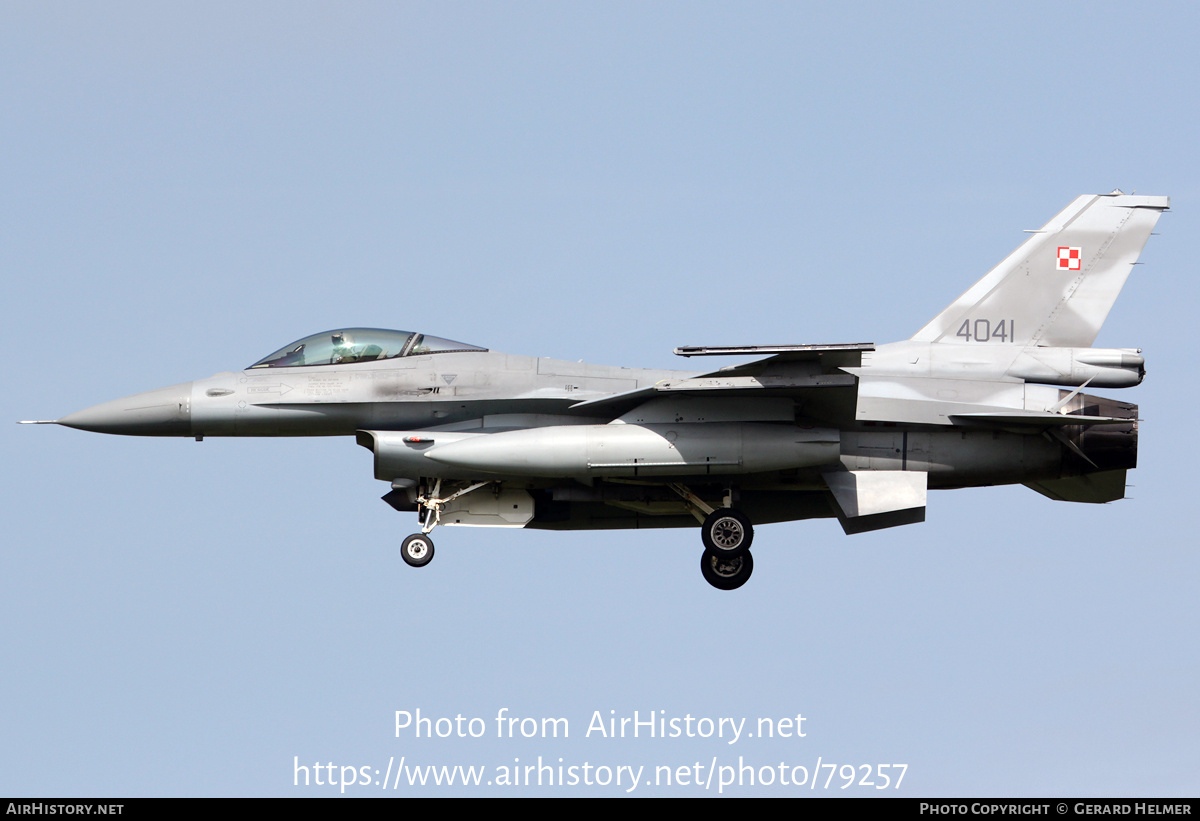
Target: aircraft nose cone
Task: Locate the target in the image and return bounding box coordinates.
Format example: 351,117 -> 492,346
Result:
58,382 -> 193,436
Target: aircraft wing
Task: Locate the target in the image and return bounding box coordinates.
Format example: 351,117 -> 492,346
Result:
572,341 -> 1132,431
568,344 -> 867,417
673,342 -> 875,361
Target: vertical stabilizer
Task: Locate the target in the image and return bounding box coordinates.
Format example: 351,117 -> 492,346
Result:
911,192 -> 1168,347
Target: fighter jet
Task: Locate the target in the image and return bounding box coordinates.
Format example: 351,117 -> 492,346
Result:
24,192 -> 1166,589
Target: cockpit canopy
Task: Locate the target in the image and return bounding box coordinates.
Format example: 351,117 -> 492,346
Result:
248,328 -> 486,369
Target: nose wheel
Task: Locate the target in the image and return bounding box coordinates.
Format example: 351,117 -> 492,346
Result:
401,533 -> 435,567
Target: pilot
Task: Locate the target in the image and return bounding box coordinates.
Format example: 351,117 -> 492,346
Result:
330,331 -> 357,364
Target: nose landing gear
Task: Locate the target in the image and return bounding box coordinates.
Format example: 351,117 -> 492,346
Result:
398,478 -> 495,569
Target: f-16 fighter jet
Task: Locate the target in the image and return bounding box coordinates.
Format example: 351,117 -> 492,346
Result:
25,192 -> 1166,589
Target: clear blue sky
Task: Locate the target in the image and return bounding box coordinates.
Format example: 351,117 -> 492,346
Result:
2,1 -> 1196,796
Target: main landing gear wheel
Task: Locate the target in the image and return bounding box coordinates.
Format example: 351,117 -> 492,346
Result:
701,508 -> 753,557
401,533 -> 435,568
701,549 -> 754,591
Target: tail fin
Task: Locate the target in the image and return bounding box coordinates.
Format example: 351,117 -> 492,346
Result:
911,192 -> 1168,347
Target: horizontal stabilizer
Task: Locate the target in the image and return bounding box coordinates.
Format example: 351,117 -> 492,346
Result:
949,411 -> 1133,427
853,374 -> 1136,428
823,469 -> 927,535
1024,469 -> 1127,503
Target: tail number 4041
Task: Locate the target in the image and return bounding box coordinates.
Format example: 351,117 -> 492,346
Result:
956,319 -> 1014,342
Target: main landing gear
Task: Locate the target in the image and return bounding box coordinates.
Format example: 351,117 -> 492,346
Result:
701,508 -> 753,557
668,485 -> 755,590
701,549 -> 754,591
399,478 -> 495,569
